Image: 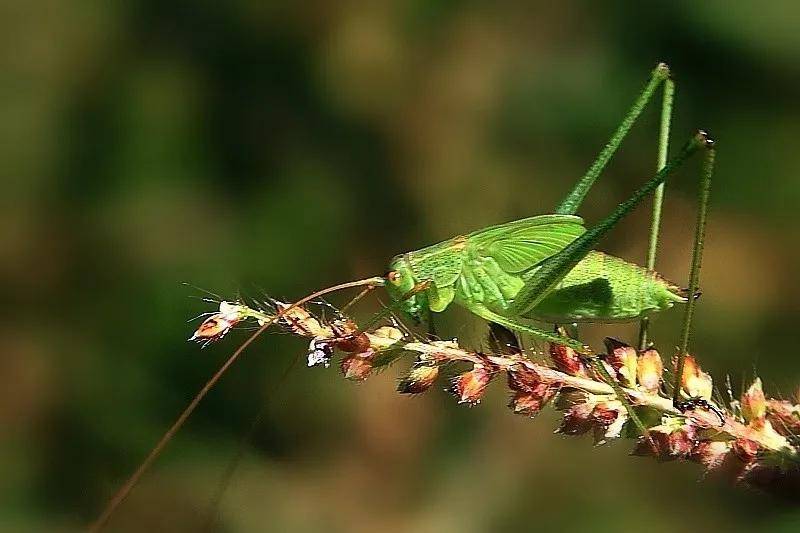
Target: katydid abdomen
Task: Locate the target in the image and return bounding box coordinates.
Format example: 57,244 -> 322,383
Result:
524,251 -> 685,323
452,249 -> 684,323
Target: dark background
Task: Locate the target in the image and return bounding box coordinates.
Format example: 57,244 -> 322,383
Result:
4,1 -> 800,531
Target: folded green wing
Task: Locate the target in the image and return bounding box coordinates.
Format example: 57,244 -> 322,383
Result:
408,215 -> 585,313
467,215 -> 586,273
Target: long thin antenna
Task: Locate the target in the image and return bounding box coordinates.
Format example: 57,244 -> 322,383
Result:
88,276 -> 385,532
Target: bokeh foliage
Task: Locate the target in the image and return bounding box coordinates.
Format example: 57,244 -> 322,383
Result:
3,1 -> 800,531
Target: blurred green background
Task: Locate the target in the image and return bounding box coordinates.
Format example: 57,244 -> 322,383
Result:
3,1 -> 800,531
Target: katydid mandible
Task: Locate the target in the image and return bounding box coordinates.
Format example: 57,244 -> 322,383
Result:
384,62 -> 715,417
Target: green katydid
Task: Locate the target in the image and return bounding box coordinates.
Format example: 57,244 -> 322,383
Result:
383,62 -> 715,421
89,62 -> 716,532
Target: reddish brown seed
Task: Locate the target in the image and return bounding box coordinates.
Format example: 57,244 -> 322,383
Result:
603,338 -> 637,386
397,364 -> 440,395
741,378 -> 767,428
506,365 -> 560,416
709,438 -> 761,482
275,303 -> 326,337
190,316 -> 234,342
509,383 -> 558,417
340,350 -> 375,381
591,403 -> 619,427
506,366 -> 541,393
588,401 -> 629,444
549,341 -> 587,377
690,440 -> 731,471
451,365 -> 494,405
632,423 -> 696,461
558,401 -> 595,436
679,354 -> 713,400
637,348 -> 663,394
732,438 -> 760,461
336,331 -> 371,353
190,302 -> 246,343
766,399 -> 800,437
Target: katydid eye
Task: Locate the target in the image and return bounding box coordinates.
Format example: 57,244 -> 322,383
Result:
387,271 -> 401,283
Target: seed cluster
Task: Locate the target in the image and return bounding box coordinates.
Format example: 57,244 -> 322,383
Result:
192,300 -> 800,500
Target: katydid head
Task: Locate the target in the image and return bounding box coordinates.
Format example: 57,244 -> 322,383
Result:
385,256 -> 428,324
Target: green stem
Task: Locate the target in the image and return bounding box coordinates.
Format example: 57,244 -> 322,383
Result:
639,78 -> 675,350
673,147 -> 715,405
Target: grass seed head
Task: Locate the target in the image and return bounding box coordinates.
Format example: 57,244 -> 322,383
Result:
450,364 -> 495,405
397,364 -> 440,395
340,349 -> 375,381
603,338 -> 638,387
678,354 -> 713,400
636,348 -> 664,394
549,339 -> 587,377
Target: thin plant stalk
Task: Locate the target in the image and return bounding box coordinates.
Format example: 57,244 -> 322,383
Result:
88,277 -> 385,533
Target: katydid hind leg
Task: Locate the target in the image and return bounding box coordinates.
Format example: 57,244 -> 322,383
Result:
510,131 -> 713,318
505,130 -> 712,437
555,63 -> 671,216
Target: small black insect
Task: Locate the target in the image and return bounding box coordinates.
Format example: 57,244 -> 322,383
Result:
675,397 -> 726,426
